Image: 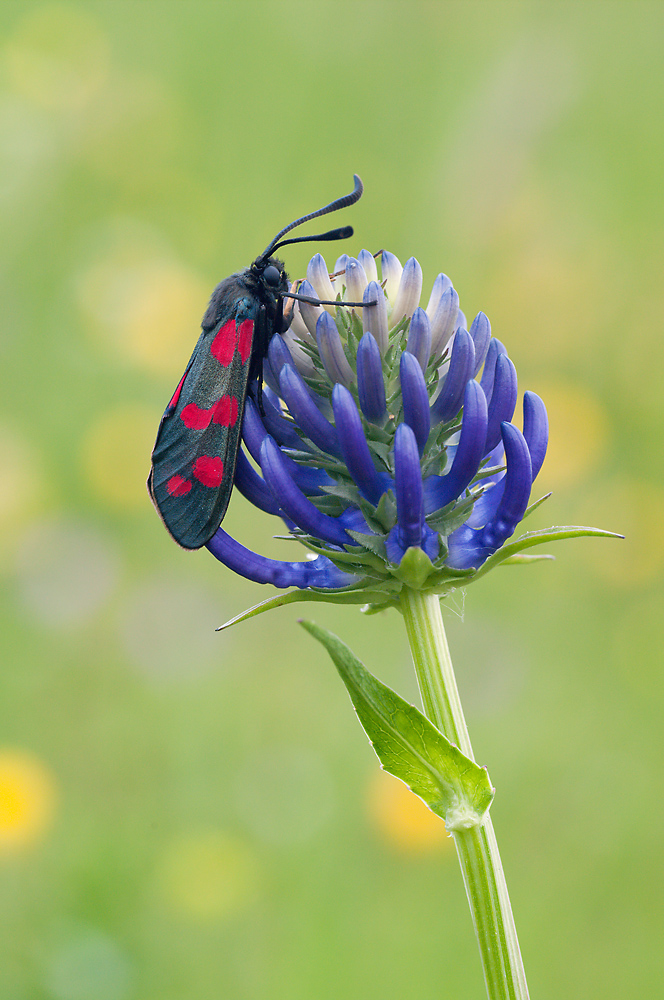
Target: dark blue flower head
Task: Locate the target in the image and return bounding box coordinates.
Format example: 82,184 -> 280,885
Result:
207,251 -> 550,606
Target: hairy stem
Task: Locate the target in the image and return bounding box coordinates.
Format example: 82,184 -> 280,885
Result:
399,587 -> 530,1000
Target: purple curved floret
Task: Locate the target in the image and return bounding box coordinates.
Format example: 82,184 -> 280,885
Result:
242,397 -> 331,494
469,312 -> 491,375
431,329 -> 476,424
406,307 -> 432,371
447,422 -> 532,569
260,386 -> 304,451
278,363 -> 341,457
484,353 -> 518,454
391,257 -> 423,325
332,384 -> 391,506
267,332 -> 294,376
316,312 -> 354,386
393,423 -> 425,549
523,391 -> 548,482
480,422 -> 532,549
424,379 -> 488,513
207,528 -> 357,589
429,286 -> 459,354
260,436 -> 352,547
362,280 -> 388,353
400,351 -> 431,452
297,279 -> 324,337
234,448 -> 282,516
356,332 -> 387,424
479,338 -> 507,403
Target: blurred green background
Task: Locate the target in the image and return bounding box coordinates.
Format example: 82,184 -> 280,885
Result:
1,2 -> 663,998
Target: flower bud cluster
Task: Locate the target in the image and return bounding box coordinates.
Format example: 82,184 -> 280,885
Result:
207,251 -> 548,602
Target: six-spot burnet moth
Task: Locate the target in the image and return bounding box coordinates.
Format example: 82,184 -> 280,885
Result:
148,175 -> 369,550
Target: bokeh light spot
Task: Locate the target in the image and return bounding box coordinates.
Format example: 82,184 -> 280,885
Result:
118,576 -> 226,681
157,831 -> 259,921
531,382 -> 609,491
45,928 -> 133,1000
367,769 -> 451,854
4,4 -> 109,112
233,747 -> 335,846
81,405 -> 156,509
0,423 -> 43,537
14,519 -> 120,628
580,476 -> 664,587
0,749 -> 57,852
76,240 -> 209,377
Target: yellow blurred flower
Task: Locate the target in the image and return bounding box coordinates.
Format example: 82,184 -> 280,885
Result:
81,404 -> 156,509
0,424 -> 45,547
529,382 -> 609,492
0,749 -> 57,852
76,241 -> 210,377
367,769 -> 451,855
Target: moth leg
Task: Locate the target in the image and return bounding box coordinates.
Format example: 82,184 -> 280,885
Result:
253,303 -> 269,417
255,370 -> 265,416
282,290 -> 376,308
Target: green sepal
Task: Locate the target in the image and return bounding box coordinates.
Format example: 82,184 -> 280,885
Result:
473,524 -> 624,581
286,447 -> 329,465
367,439 -> 392,468
372,490 -> 398,532
320,481 -> 363,507
472,463 -> 506,483
216,587 -> 394,631
420,565 -> 476,594
300,621 -> 494,831
500,553 -> 555,565
345,530 -> 388,560
307,495 -> 346,517
522,492 -> 552,520
298,536 -> 386,571
390,546 -> 436,588
363,422 -> 393,445
426,493 -> 479,535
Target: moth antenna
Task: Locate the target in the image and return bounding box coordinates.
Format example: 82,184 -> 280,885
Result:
259,175 -> 363,260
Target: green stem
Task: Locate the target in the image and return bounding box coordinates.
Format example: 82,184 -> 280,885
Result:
399,587 -> 530,1000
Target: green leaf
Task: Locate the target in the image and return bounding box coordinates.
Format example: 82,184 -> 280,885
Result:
300,621 -> 494,831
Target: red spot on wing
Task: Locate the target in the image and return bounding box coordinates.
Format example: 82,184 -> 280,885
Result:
193,455 -> 224,488
212,395 -> 239,427
180,403 -> 213,429
237,319 -> 254,364
167,475 -> 192,496
211,319 -> 238,366
168,372 -> 187,409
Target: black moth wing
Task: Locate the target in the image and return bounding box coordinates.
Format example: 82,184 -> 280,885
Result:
148,278 -> 264,550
